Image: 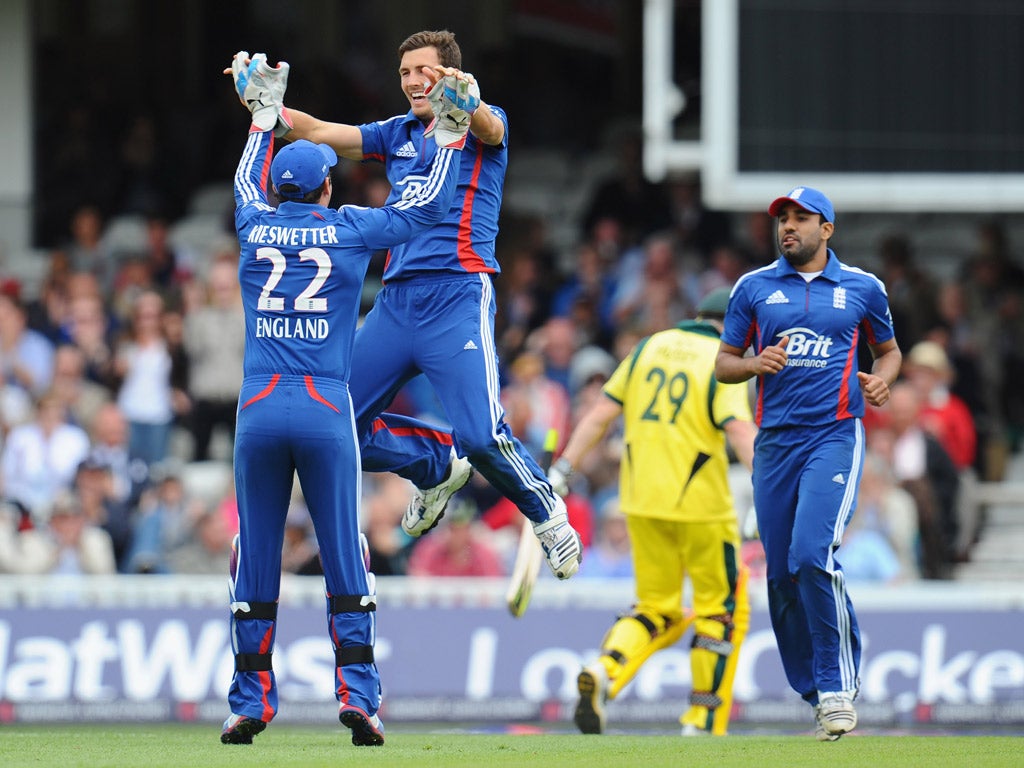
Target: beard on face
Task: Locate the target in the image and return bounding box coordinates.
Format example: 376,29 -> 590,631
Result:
781,239 -> 818,268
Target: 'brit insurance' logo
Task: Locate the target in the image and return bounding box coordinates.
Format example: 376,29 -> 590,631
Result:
779,326 -> 833,369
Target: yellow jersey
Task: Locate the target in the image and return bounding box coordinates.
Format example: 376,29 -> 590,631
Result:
603,321 -> 752,522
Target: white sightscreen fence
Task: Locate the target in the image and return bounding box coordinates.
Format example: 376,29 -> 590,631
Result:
644,0 -> 1024,212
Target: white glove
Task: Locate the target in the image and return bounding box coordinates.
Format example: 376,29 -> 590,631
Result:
547,457 -> 573,498
430,71 -> 481,115
425,71 -> 480,150
229,51 -> 292,136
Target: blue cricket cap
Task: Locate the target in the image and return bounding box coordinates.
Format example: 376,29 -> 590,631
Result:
768,186 -> 834,224
271,140 -> 337,200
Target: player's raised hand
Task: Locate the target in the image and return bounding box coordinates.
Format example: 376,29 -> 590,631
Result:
423,66 -> 480,150
430,66 -> 481,113
224,51 -> 293,137
224,51 -> 254,99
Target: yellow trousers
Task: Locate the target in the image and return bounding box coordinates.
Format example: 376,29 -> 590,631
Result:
595,515 -> 749,735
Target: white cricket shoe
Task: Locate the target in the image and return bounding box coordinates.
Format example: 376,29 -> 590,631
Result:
816,692 -> 857,740
532,497 -> 582,579
680,723 -> 711,736
814,705 -> 840,741
402,452 -> 473,537
574,662 -> 608,734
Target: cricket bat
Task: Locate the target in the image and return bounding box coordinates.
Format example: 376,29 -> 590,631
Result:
505,428 -> 559,618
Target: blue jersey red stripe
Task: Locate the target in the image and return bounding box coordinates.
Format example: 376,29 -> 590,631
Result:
836,326 -> 858,419
721,251 -> 895,429
456,144 -> 491,273
234,129 -> 460,382
358,109 -> 507,281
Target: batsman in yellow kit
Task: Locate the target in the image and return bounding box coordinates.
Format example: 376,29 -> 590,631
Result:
547,287 -> 755,735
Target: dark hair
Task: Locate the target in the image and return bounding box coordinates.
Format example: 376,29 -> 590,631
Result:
398,29 -> 462,69
276,181 -> 328,204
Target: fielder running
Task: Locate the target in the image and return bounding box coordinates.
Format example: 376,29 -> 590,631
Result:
220,55 -> 467,746
714,186 -> 901,740
226,30 -> 582,579
549,288 -> 756,735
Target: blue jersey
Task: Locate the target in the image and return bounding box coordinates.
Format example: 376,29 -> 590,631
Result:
233,129 -> 460,382
720,250 -> 895,429
358,108 -> 508,281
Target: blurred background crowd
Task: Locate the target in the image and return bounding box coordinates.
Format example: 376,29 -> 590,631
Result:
2,137 -> 1020,586
1,1 -> 1022,586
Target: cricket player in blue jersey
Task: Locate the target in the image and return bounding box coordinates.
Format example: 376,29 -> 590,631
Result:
227,30 -> 582,579
714,187 -> 902,740
220,57 -> 468,746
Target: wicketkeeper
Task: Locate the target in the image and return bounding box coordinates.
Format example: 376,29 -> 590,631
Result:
220,52 -> 469,746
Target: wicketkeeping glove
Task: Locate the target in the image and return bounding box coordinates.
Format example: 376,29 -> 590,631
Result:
547,457 -> 574,498
424,72 -> 480,150
229,50 -> 292,136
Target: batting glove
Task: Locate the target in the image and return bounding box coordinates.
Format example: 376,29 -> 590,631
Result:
424,72 -> 480,150
229,50 -> 292,136
547,457 -> 574,498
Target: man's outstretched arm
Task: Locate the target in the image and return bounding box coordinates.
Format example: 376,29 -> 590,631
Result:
278,109 -> 364,161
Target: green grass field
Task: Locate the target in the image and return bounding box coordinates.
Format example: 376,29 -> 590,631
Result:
0,725 -> 1019,768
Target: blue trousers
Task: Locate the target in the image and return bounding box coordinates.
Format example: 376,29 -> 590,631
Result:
752,418 -> 863,702
354,273 -> 558,523
228,375 -> 379,722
